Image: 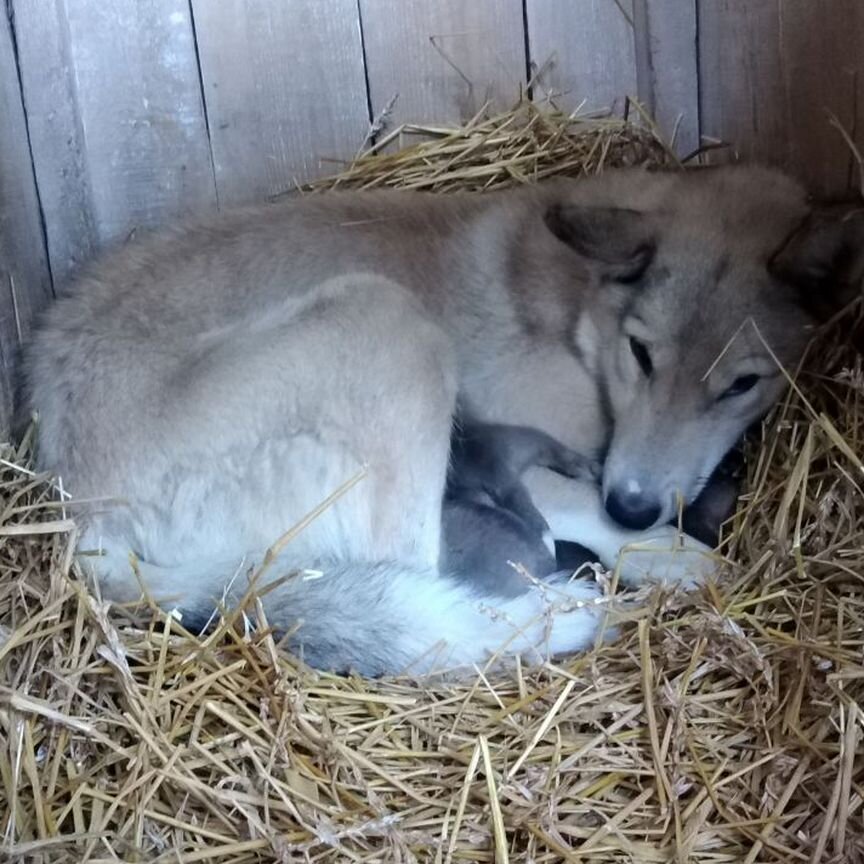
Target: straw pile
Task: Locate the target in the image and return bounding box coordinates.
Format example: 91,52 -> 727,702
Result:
2,103 -> 863,863
304,99 -> 677,195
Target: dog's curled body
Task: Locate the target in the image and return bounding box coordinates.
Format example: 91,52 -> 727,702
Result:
23,167 -> 860,674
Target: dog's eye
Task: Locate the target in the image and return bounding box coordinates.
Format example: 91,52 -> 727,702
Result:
720,374 -> 760,399
628,337 -> 653,377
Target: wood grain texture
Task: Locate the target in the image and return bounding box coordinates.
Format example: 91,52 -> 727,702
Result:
13,0 -> 216,282
699,0 -> 864,196
191,0 -> 370,205
360,0 -> 526,130
526,0 -> 636,116
0,8 -> 53,432
10,0 -> 96,284
634,0 -> 699,156
698,1 -> 790,175
777,0 -> 864,196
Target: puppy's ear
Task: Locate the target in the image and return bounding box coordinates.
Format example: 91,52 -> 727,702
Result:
769,205 -> 864,319
543,204 -> 655,283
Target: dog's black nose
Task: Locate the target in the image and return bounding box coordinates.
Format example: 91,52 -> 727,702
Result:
604,487 -> 662,530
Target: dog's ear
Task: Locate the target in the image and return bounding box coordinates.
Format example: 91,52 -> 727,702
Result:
543,204 -> 655,283
769,206 -> 864,319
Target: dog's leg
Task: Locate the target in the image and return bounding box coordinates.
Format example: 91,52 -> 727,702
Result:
533,433 -> 602,483
523,468 -> 717,588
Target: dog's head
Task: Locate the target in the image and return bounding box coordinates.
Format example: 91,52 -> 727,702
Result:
544,166 -> 864,530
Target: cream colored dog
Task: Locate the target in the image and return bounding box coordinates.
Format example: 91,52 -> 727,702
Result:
23,166 -> 862,674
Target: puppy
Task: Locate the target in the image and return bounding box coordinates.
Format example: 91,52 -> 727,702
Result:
443,415 -> 742,588
442,416 -> 599,594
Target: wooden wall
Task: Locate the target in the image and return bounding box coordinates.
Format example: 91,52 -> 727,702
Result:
1,0 -> 863,431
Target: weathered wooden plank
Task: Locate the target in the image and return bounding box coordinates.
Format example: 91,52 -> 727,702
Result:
698,1 -> 790,170
191,0 -> 370,205
777,0 -> 864,196
12,0 -> 216,283
9,0 -> 95,285
526,0 -> 637,116
360,0 -> 526,131
699,0 -> 864,196
0,8 -> 53,434
633,0 -> 699,156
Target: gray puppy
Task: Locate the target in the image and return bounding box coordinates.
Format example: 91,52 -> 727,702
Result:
442,415 -> 742,591
442,416 -> 599,595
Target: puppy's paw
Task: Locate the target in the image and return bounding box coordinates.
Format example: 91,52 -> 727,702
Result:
554,450 -> 603,483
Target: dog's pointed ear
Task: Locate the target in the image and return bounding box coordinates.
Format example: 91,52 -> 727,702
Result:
769,206 -> 864,319
543,204 -> 655,282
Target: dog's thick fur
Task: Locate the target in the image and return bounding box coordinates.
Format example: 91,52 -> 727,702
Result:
22,166 -> 863,675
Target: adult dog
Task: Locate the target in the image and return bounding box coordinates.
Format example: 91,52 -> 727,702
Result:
23,166 -> 862,674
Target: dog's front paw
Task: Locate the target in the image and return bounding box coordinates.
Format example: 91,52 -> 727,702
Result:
613,526 -> 718,589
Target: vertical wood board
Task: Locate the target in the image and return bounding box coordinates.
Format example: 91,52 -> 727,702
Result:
698,1 -> 790,170
10,0 -> 97,283
13,0 -> 216,281
192,0 -> 370,205
699,0 -> 864,195
0,8 -> 53,432
526,0 -> 637,116
360,0 -> 526,132
635,0 -> 699,155
777,0 -> 864,196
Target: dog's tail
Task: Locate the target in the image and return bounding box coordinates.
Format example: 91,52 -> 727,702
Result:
83,546 -> 606,676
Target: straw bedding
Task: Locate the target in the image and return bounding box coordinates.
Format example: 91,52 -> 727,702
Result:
1,103 -> 863,863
